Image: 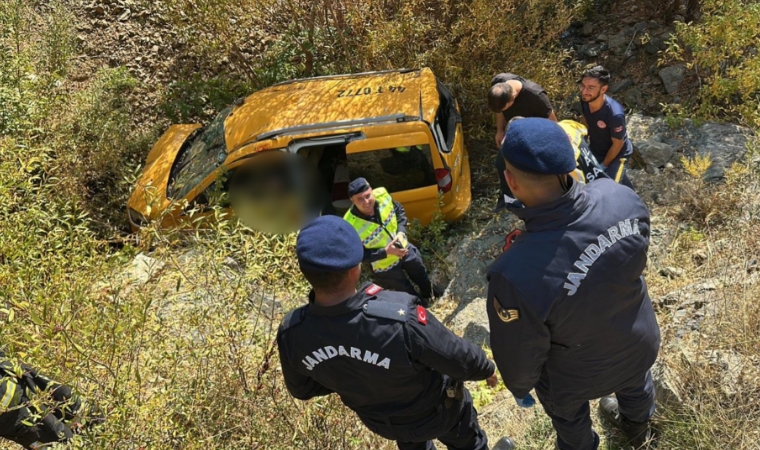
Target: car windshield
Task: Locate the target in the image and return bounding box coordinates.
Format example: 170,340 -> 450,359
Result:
169,106 -> 232,199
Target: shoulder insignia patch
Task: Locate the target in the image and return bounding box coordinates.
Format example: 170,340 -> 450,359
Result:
503,229 -> 522,252
416,305 -> 427,325
365,284 -> 383,296
364,301 -> 409,322
493,297 -> 520,323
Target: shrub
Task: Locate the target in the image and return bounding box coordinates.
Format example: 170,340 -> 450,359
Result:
668,0 -> 760,127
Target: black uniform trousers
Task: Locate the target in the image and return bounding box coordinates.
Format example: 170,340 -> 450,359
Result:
372,245 -> 433,300
604,154 -> 635,191
535,370 -> 656,450
494,153 -> 513,200
365,388 -> 488,450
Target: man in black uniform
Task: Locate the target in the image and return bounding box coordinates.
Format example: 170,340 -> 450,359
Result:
0,350 -> 105,449
486,118 -> 660,450
488,73 -> 558,211
277,216 -> 514,450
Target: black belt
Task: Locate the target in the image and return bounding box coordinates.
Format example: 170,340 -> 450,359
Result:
388,404 -> 441,425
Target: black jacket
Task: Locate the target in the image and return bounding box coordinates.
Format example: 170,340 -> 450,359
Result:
277,283 -> 494,426
487,179 -> 660,406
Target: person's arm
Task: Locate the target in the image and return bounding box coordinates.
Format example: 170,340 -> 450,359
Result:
486,273 -> 550,399
602,114 -> 628,167
405,308 -> 495,382
496,113 -> 507,148
276,329 -> 333,400
602,138 -> 625,167
364,247 -> 387,262
393,201 -> 408,233
537,92 -> 556,121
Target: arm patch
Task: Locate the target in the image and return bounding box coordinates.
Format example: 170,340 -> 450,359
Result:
363,301 -> 410,322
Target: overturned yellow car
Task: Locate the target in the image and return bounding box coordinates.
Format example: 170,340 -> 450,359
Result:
127,68 -> 471,233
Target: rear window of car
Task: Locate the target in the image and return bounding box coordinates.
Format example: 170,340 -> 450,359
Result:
347,145 -> 435,193
168,106 -> 232,199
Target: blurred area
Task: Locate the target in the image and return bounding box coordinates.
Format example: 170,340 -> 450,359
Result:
228,152 -> 329,234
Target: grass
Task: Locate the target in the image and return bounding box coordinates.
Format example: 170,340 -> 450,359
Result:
1,0 -> 760,448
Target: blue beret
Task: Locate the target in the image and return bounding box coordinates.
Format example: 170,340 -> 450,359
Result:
297,216 -> 364,272
500,118 -> 576,175
348,177 -> 371,197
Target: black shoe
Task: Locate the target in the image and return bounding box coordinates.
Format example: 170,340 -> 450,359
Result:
492,436 -> 515,450
599,396 -> 654,448
432,283 -> 445,299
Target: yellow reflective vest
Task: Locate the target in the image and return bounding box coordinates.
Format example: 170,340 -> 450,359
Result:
343,188 -> 401,273
0,359 -> 22,412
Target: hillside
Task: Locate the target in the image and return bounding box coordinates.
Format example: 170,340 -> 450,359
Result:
1,0 -> 759,449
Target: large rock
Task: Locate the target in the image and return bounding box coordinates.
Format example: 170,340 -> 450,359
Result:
626,113 -> 751,181
609,78 -> 633,94
579,43 -> 604,58
658,64 -> 686,94
608,31 -> 629,54
695,122 -> 750,180
625,88 -> 643,107
635,139 -> 675,167
123,253 -> 165,286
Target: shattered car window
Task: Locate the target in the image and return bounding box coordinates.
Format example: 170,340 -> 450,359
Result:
169,106 -> 232,199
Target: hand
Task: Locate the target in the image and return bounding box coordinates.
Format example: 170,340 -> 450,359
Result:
600,163 -> 609,170
486,371 -> 499,388
385,237 -> 408,257
514,393 -> 535,408
495,131 -> 505,148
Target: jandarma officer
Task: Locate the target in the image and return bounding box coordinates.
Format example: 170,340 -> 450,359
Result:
343,177 -> 438,305
486,118 -> 660,450
0,350 -> 105,449
276,216 -> 514,450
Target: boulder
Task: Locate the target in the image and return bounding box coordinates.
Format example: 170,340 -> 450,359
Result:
625,88 -> 643,108
609,78 -> 633,94
659,64 -> 686,94
579,43 -> 604,58
608,31 -> 629,54
635,139 -> 675,167
695,122 -> 750,180
581,22 -> 595,37
124,253 -> 164,286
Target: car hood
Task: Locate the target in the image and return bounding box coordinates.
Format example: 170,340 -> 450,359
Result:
128,124 -> 201,217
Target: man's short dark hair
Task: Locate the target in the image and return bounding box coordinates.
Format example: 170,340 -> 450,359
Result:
488,83 -> 515,112
580,66 -> 611,86
300,267 -> 352,293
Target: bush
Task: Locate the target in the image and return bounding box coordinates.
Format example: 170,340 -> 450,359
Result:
668,0 -> 760,127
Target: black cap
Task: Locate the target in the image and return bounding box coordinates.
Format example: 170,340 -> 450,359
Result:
348,177 -> 371,197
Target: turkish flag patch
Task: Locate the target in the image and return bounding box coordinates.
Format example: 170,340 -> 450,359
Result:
416,305 -> 428,325
365,284 -> 383,296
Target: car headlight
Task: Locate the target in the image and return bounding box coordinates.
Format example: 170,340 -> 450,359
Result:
128,208 -> 148,226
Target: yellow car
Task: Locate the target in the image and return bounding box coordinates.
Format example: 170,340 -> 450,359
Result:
127,68 -> 471,232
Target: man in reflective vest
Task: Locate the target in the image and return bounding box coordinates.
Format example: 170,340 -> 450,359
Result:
0,351 -> 105,449
343,177 -> 437,306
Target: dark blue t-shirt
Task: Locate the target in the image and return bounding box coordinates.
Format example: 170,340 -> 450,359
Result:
581,95 -> 632,161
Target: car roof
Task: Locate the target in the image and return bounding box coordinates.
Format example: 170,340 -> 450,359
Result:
223,68 -> 440,151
